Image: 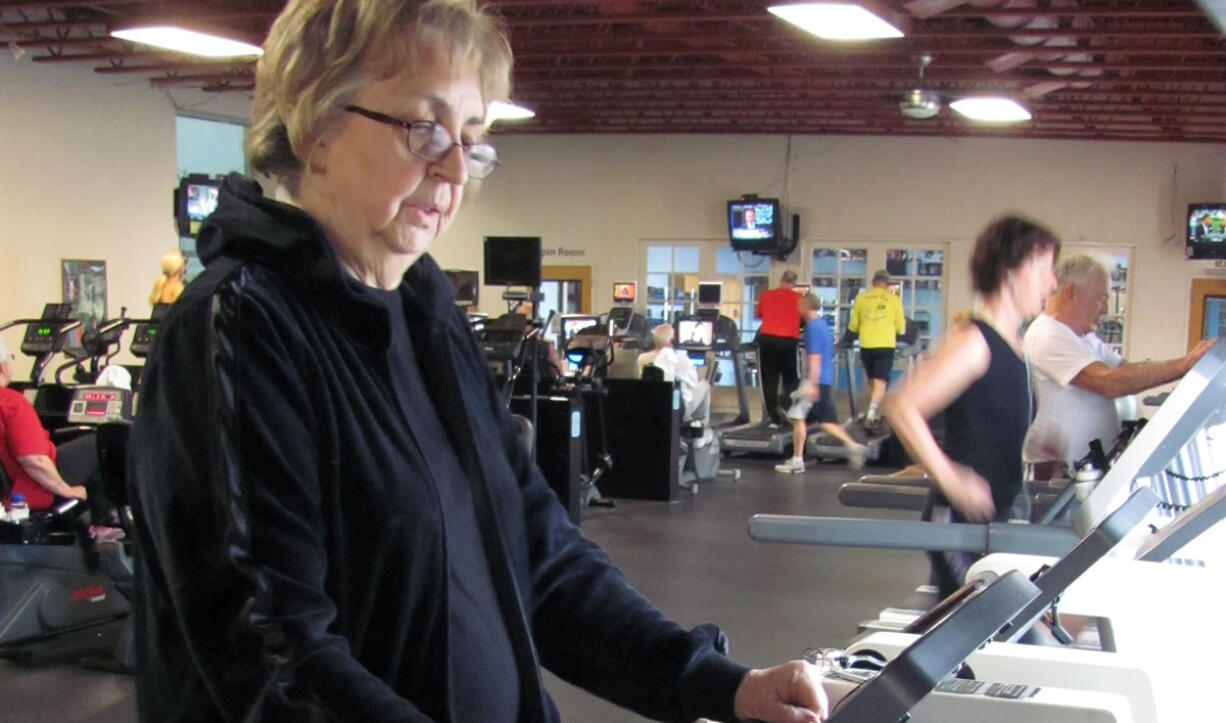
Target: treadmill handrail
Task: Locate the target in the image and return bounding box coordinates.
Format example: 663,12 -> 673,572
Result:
1135,483 -> 1226,562
748,514 -> 1078,557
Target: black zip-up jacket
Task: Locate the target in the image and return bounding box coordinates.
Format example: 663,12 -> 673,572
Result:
129,175 -> 748,722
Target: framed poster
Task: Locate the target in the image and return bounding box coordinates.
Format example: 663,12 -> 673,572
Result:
61,259 -> 107,355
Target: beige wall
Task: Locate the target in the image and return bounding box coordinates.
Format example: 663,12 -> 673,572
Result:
3,56 -> 1225,367
443,134 -> 1226,362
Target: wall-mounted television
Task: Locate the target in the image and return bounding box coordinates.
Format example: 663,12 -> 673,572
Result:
484,236 -> 542,286
1187,204 -> 1226,259
727,197 -> 798,257
613,282 -> 636,303
444,269 -> 479,306
175,175 -> 221,238
728,198 -> 782,251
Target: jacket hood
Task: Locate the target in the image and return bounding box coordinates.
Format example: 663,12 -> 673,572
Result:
196,173 -> 460,326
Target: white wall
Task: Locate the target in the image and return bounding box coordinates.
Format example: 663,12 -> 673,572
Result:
3,56 -> 1224,365
0,55 -> 248,360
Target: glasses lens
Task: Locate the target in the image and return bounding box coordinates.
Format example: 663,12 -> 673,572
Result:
407,122 -> 453,161
466,144 -> 499,179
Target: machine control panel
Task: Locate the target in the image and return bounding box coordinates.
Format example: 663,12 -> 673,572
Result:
67,386 -> 134,424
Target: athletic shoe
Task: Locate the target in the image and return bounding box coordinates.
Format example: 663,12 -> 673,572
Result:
847,444 -> 868,472
774,457 -> 805,474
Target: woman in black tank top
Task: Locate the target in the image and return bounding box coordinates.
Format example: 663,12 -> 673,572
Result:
884,215 -> 1061,597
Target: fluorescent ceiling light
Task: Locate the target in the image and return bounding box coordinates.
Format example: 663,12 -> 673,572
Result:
950,96 -> 1032,122
486,100 -> 535,124
768,3 -> 904,41
111,26 -> 263,58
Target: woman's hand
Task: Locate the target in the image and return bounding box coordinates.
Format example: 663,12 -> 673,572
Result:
733,660 -> 829,723
937,463 -> 995,522
70,485 -> 88,500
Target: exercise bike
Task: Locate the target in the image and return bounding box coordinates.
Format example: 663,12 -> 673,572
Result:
0,389 -> 135,670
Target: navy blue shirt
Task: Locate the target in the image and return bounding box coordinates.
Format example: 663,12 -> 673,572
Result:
372,286 -> 520,721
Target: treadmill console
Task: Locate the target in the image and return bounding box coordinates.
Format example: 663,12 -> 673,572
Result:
825,569 -> 1039,722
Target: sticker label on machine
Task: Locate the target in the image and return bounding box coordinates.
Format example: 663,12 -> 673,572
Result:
570,410 -> 581,438
936,678 -> 1040,700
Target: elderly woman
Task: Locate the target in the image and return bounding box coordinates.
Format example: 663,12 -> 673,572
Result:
883,215 -> 1060,598
129,1 -> 826,721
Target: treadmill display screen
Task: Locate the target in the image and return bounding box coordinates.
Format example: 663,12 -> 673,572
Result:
561,316 -> 601,341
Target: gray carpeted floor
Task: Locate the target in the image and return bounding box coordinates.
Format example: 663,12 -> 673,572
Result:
0,456 -> 924,722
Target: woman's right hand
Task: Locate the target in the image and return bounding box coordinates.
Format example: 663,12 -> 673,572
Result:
938,463 -> 994,522
70,485 -> 88,500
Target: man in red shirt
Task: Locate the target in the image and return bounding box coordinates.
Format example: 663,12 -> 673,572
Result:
0,337 -> 89,511
755,269 -> 802,427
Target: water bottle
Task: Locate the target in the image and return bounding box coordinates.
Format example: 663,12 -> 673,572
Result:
8,493 -> 29,523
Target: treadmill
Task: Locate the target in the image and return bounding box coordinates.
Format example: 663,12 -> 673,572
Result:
718,323 -> 793,455
747,337 -> 1226,559
808,333 -> 923,464
816,569 -> 1133,722
717,349 -> 793,456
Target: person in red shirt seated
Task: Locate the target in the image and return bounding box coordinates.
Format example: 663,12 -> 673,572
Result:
755,269 -> 802,427
0,337 -> 89,511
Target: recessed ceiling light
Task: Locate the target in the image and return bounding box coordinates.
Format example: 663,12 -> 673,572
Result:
768,3 -> 904,41
111,26 -> 263,58
486,100 -> 535,125
950,97 -> 1032,122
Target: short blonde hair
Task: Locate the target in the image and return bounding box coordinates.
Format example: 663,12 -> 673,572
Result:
247,0 -> 512,190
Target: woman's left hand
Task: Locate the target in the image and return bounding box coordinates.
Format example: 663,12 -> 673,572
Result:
733,660 -> 829,722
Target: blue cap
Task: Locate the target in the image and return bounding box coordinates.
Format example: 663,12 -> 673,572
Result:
10,493 -> 25,503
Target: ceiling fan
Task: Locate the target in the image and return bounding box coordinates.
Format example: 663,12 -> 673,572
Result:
899,53 -> 941,120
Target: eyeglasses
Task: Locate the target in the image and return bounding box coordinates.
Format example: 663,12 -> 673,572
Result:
343,105 -> 500,180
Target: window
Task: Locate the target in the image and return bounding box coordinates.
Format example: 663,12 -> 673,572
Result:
645,245 -> 700,327
715,247 -> 770,344
810,247 -> 868,337
176,115 -> 247,280
1100,252 -> 1128,356
1066,246 -> 1131,357
886,248 -> 945,349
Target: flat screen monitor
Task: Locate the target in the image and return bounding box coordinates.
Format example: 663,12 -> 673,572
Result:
560,315 -> 601,342
176,176 -> 221,238
697,281 -> 722,305
1187,204 -> 1226,259
613,282 -> 636,303
444,269 -> 480,306
484,236 -> 542,287
728,198 -> 782,252
677,318 -> 714,348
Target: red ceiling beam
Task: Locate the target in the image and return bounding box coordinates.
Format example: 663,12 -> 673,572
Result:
0,0 -> 133,9
94,59 -> 253,74
150,71 -> 253,86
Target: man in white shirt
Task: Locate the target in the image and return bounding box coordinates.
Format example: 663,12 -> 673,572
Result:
1023,254 -> 1213,473
637,323 -> 711,426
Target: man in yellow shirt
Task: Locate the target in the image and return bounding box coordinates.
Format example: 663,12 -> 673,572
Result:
848,269 -> 905,429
